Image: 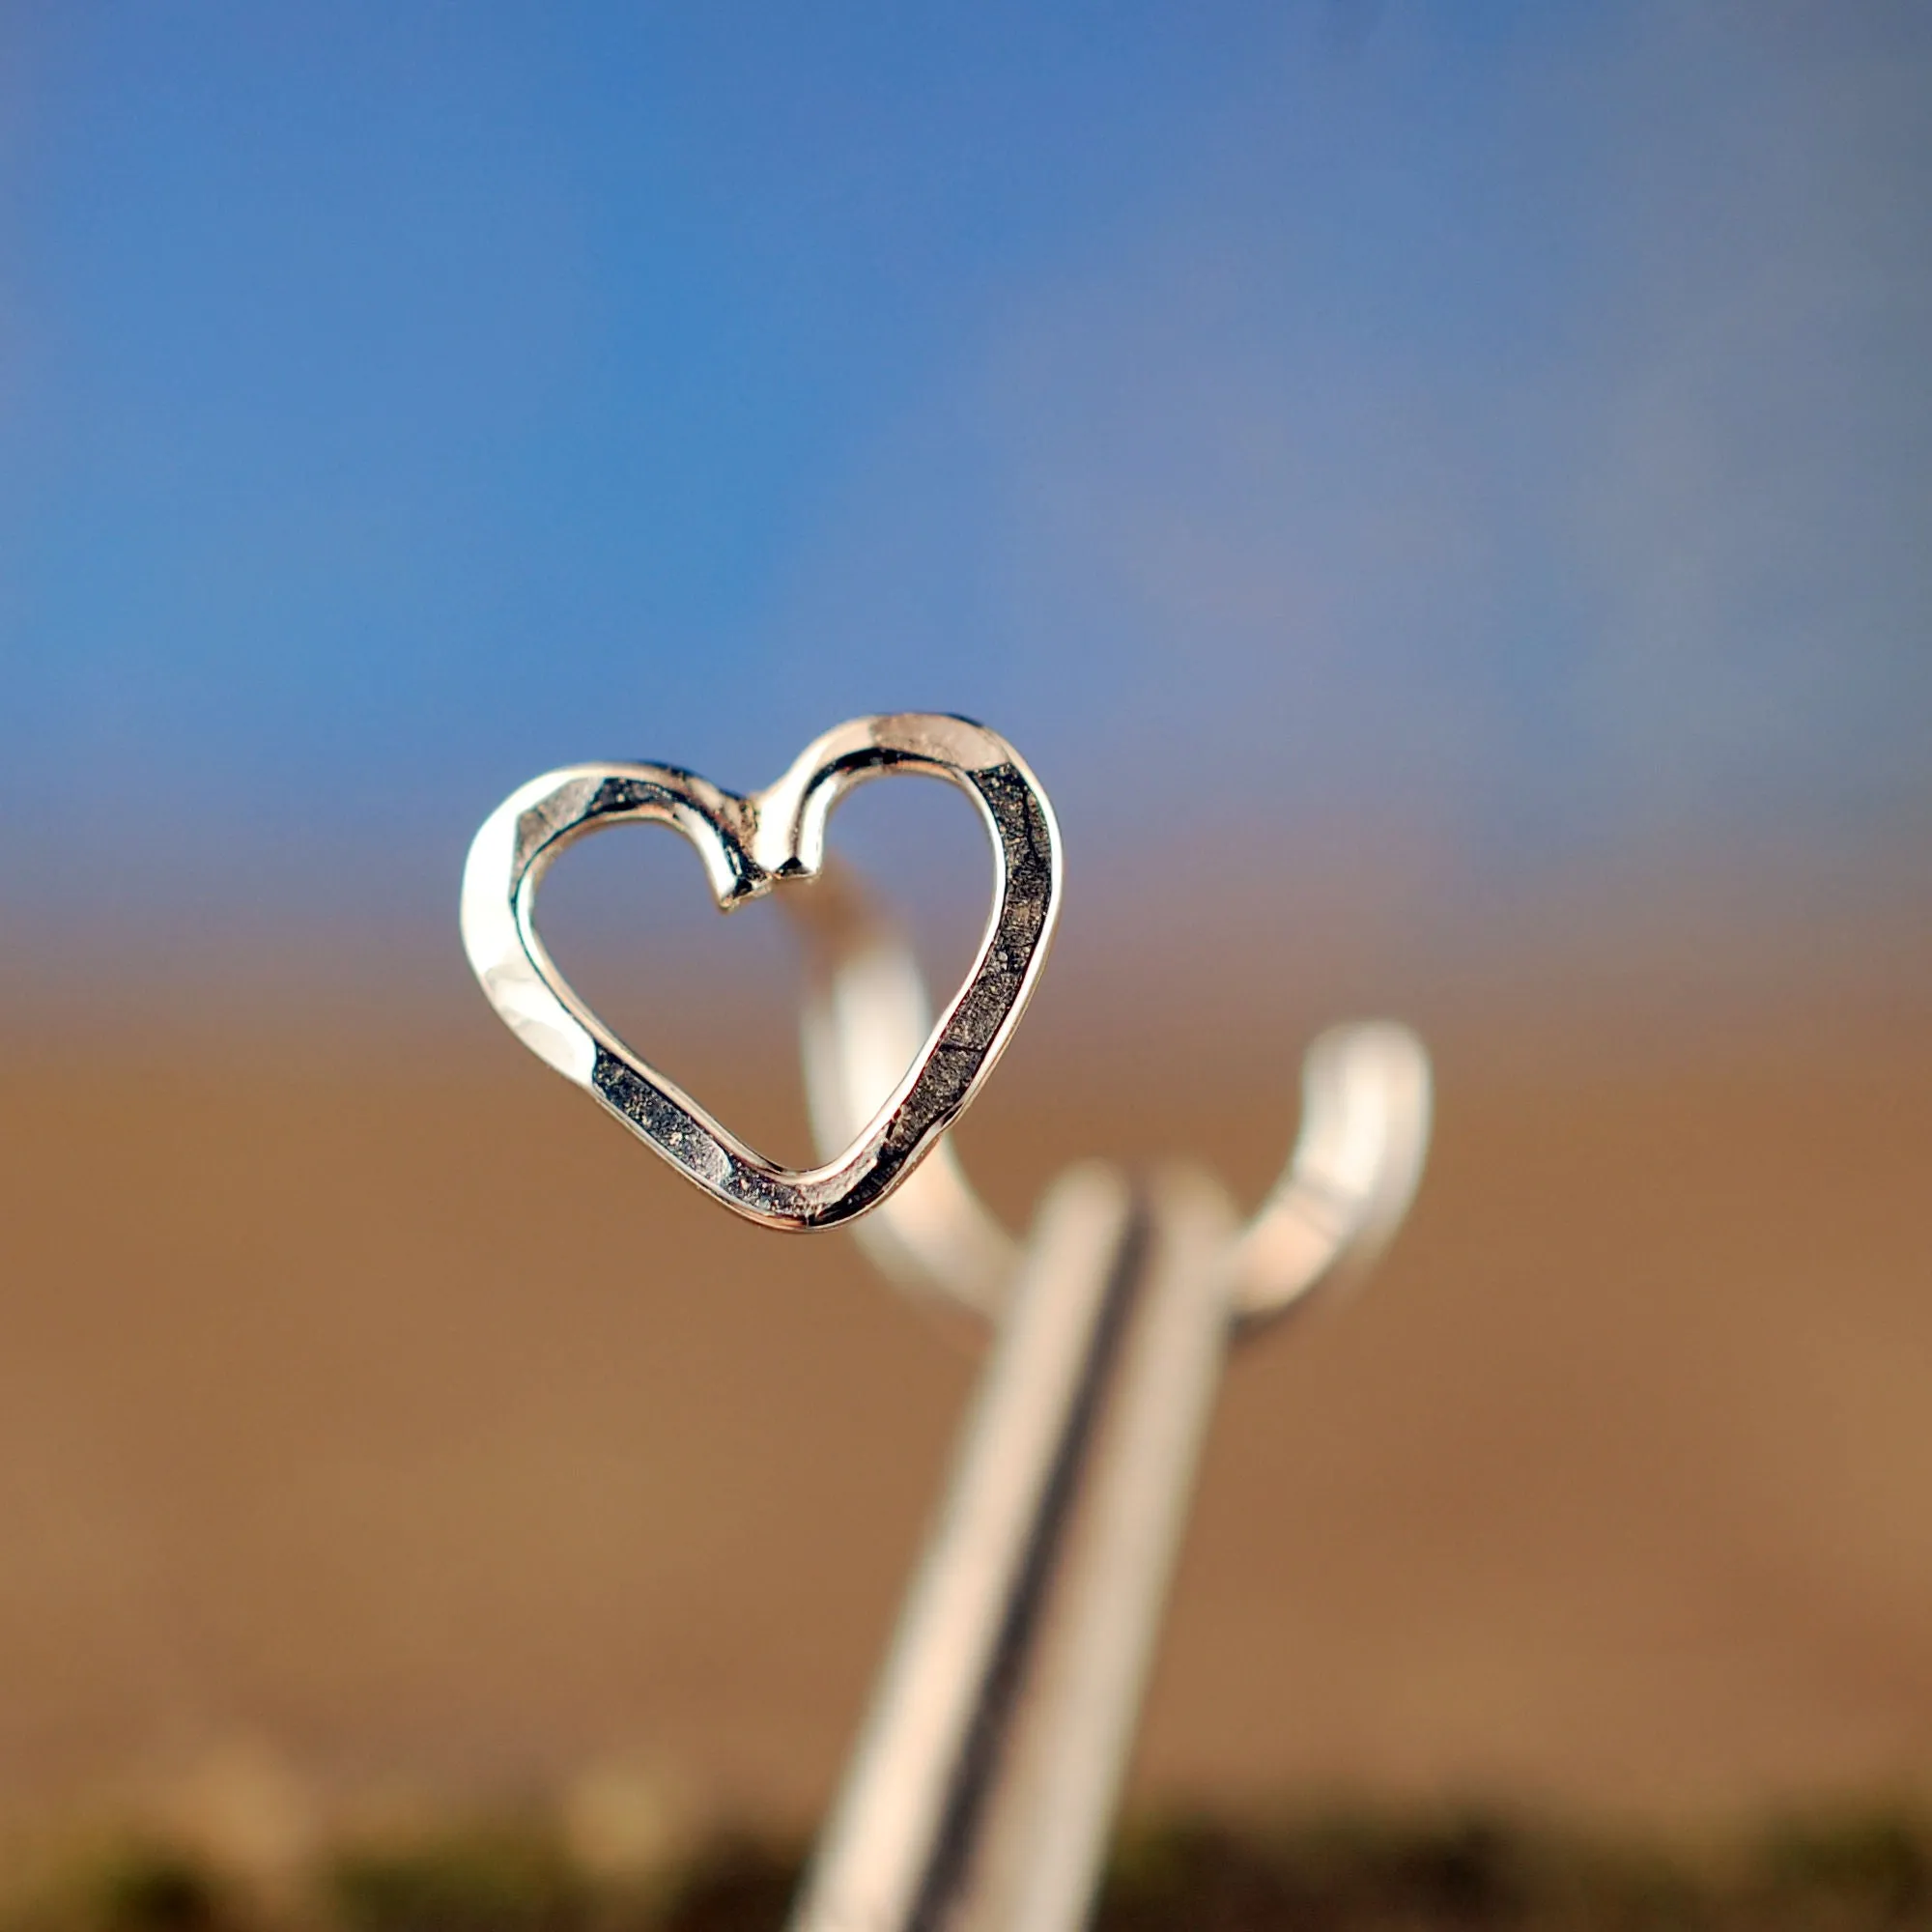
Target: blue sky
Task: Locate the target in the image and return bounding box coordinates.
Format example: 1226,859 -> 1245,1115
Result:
5,2 -> 1928,949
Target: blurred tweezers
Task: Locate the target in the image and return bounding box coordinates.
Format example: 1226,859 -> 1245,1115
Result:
785,866 -> 1432,1932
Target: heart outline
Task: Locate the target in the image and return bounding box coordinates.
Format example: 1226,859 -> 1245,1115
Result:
461,714 -> 1060,1230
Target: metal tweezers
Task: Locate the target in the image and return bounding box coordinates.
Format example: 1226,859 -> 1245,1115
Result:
783,865 -> 1431,1932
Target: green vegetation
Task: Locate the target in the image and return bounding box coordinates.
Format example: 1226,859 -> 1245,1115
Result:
8,1804 -> 1932,1931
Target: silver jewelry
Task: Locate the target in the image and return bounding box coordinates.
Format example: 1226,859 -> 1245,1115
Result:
460,713 -> 1060,1230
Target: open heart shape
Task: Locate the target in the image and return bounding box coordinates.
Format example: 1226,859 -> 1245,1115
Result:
460,714 -> 1060,1231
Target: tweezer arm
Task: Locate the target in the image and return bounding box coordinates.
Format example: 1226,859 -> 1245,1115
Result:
788,1161 -> 1239,1932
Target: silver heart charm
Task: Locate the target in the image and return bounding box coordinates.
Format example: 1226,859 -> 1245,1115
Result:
460,714 -> 1060,1230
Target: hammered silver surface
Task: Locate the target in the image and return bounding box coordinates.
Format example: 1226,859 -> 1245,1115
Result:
461,714 -> 1060,1231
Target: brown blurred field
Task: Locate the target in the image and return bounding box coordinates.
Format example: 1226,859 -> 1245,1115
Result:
4,928 -> 1932,1849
